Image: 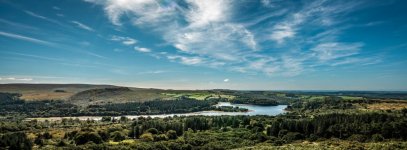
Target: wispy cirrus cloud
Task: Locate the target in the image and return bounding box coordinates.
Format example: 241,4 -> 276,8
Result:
0,19 -> 39,31
24,10 -> 62,25
0,31 -> 55,46
137,70 -> 168,75
312,42 -> 363,61
0,77 -> 33,81
84,0 -> 379,77
0,51 -> 63,62
71,21 -> 94,31
52,6 -> 61,10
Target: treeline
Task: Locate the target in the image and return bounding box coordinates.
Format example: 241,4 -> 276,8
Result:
285,91 -> 407,100
231,97 -> 279,106
0,93 -> 79,117
267,113 -> 407,143
0,93 -> 231,117
87,98 -> 217,115
288,96 -> 354,110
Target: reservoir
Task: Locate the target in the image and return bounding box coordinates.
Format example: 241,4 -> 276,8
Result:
27,102 -> 287,121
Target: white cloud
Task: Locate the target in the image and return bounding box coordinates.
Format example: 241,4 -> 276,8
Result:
270,13 -> 304,44
281,56 -> 304,76
122,39 -> 137,45
168,23 -> 257,61
1,51 -> 63,62
331,57 -> 381,66
263,66 -> 280,76
261,0 -> 274,7
138,70 -> 167,74
86,0 -> 258,68
134,46 -> 151,52
82,51 -> 108,59
24,11 -> 47,19
167,55 -> 203,65
174,43 -> 189,52
71,21 -> 94,31
111,35 -> 137,45
0,77 -> 33,81
270,24 -> 295,44
249,58 -> 272,70
185,0 -> 230,27
84,0 -> 178,26
0,19 -> 39,31
223,78 -> 229,82
312,42 -> 363,61
0,31 -> 55,46
53,6 -> 61,10
24,10 -> 64,26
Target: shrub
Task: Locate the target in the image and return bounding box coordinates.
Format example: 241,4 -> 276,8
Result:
371,134 -> 384,142
348,134 -> 367,142
140,133 -> 154,142
278,129 -> 288,138
272,139 -> 285,146
282,132 -> 303,143
154,134 -> 168,141
308,134 -> 319,142
57,140 -> 67,147
43,132 -> 52,139
111,131 -> 126,142
166,130 -> 178,140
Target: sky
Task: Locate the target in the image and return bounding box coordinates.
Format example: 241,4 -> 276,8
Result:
0,0 -> 406,91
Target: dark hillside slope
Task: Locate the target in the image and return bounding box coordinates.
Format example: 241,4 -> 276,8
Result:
0,84 -> 116,100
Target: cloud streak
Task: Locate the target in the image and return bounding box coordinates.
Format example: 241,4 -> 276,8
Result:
0,77 -> 33,81
0,31 -> 55,46
71,21 -> 94,31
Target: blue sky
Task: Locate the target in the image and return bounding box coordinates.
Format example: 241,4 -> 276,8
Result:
0,0 -> 406,90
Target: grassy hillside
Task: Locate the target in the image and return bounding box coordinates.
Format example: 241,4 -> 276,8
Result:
0,84 -> 115,100
0,84 -> 234,107
68,87 -> 173,106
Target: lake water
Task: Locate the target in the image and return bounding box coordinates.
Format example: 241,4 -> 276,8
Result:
215,102 -> 287,116
27,102 -> 287,121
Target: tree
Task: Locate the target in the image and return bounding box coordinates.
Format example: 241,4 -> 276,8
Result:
74,132 -> 103,145
166,130 -> 178,140
34,134 -> 44,147
101,116 -> 111,122
0,132 -> 32,150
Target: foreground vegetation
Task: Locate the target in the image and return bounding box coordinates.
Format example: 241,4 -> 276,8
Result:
1,110 -> 406,149
1,84 -> 407,149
